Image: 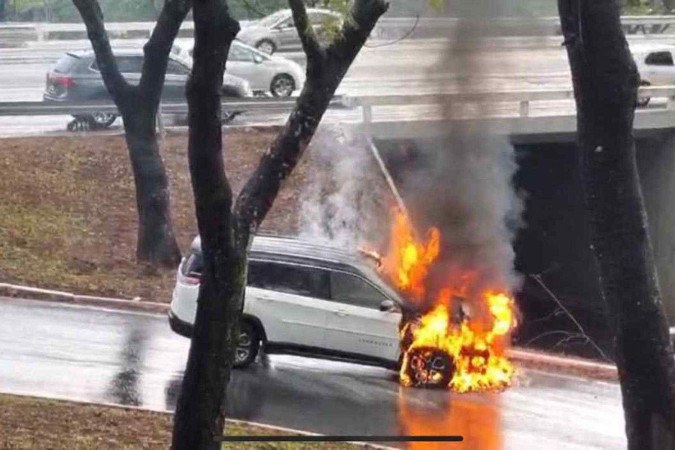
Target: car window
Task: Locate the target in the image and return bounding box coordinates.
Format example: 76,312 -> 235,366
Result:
645,51 -> 674,66
181,252 -> 203,276
116,56 -> 144,74
229,45 -> 254,62
54,55 -> 79,74
278,17 -> 295,29
259,11 -> 288,27
167,60 -> 189,75
248,260 -> 330,299
330,271 -> 388,309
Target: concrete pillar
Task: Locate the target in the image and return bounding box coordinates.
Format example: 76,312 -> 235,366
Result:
637,134 -> 675,325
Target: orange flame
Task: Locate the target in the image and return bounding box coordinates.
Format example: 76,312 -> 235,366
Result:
377,209 -> 517,392
381,211 -> 440,304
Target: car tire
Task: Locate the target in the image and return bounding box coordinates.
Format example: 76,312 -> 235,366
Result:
403,346 -> 455,388
72,113 -> 117,129
270,74 -> 295,98
233,321 -> 260,369
255,39 -> 276,55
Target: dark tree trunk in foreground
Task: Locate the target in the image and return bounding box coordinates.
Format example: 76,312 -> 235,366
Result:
558,1 -> 675,448
172,0 -> 388,448
72,0 -> 186,267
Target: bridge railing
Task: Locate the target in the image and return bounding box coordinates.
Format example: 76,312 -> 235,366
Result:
1,86 -> 674,125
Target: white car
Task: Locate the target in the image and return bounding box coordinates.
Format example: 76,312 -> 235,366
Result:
169,236 -> 406,369
634,45 -> 675,86
175,39 -> 305,97
237,8 -> 342,55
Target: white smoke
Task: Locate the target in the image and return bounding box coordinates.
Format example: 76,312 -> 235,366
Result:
298,125 -> 390,249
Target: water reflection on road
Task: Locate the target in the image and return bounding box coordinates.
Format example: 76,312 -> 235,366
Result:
398,391 -> 502,450
0,297 -> 624,449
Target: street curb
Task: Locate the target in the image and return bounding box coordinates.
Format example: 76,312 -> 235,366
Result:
508,348 -> 617,382
0,283 -> 169,314
1,392 -> 395,450
1,282 -> 619,382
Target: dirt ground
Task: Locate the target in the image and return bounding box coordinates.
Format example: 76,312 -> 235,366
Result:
0,129 -> 311,303
0,394 -> 365,449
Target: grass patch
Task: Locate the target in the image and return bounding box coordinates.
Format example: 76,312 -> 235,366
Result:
0,394 -> 365,449
0,130 -> 307,302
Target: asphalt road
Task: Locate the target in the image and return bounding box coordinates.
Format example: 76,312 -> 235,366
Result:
0,296 -> 625,449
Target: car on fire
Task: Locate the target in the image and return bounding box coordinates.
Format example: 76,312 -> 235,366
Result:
168,235 -> 458,386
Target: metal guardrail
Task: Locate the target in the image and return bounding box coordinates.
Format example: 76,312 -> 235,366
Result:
1,86 -> 673,121
4,16 -> 675,42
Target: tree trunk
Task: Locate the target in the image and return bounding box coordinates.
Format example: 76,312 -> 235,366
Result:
72,0 -> 188,267
172,1 -> 388,448
171,0 -> 241,448
558,1 -> 675,448
120,101 -> 181,266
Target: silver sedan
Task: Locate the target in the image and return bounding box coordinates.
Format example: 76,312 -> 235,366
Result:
175,39 -> 306,97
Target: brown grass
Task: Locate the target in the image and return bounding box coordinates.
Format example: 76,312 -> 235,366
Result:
0,394 -> 366,449
0,129 -> 309,302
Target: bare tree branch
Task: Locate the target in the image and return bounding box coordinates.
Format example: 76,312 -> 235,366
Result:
530,273 -> 610,361
288,0 -> 324,63
72,0 -> 128,99
139,0 -> 193,106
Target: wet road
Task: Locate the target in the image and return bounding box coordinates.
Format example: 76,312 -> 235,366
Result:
0,297 -> 625,449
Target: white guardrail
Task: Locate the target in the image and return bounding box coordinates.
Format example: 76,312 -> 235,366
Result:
3,16 -> 675,43
0,86 -> 673,120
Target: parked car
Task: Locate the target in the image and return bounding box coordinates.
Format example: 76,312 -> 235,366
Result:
175,39 -> 305,97
237,8 -> 342,55
43,48 -> 252,129
169,235 -> 412,370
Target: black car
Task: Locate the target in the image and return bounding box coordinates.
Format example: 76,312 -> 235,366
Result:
44,48 -> 252,129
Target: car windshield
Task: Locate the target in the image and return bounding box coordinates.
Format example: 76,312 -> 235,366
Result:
258,10 -> 289,27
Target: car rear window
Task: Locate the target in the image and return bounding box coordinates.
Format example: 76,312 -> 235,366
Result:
53,54 -> 79,74
248,260 -> 329,299
181,252 -> 203,276
645,51 -> 674,66
330,271 -> 388,309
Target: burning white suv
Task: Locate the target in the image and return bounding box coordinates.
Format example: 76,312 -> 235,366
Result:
169,235 -> 411,370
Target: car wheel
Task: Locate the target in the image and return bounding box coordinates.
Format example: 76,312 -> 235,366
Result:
270,74 -> 295,98
233,321 -> 260,368
72,113 -> 117,129
403,346 -> 455,388
256,39 -> 276,55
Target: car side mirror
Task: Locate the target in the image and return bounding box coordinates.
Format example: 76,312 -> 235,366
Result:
253,54 -> 264,64
380,300 -> 398,312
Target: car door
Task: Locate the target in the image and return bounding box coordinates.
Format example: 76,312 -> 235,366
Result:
116,56 -> 143,86
642,51 -> 674,85
275,17 -> 300,50
226,44 -> 264,91
243,260 -> 331,349
323,270 -> 401,362
163,59 -> 190,100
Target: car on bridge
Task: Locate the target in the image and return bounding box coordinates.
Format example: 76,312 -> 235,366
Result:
236,8 -> 342,55
43,48 -> 252,129
168,235 -> 457,386
632,45 -> 675,107
174,39 -> 306,97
